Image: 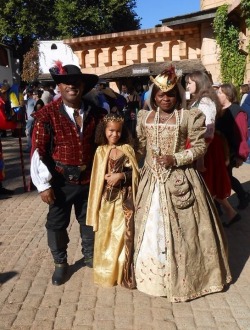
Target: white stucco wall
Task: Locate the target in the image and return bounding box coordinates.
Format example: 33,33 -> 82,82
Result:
38,41 -> 79,74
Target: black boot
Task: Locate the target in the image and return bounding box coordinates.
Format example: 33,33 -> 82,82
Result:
47,230 -> 69,284
0,182 -> 14,195
52,263 -> 68,285
80,225 -> 94,268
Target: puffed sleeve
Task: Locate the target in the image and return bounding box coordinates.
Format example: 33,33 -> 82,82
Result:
135,110 -> 147,160
197,97 -> 216,139
31,109 -> 52,159
174,109 -> 207,166
30,109 -> 53,192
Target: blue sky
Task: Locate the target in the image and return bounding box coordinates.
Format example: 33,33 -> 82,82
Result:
135,0 -> 200,29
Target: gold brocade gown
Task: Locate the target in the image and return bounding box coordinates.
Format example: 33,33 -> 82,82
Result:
134,109 -> 232,302
87,144 -> 139,289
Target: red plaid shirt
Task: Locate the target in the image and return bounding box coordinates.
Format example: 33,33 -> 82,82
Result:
32,98 -> 106,184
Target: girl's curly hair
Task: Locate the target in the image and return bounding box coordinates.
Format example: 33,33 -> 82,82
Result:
95,113 -> 134,146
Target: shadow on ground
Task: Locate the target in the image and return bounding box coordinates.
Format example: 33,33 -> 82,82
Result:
67,257 -> 86,280
0,272 -> 18,284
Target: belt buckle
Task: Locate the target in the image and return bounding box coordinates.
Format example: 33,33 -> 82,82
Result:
79,165 -> 86,171
68,175 -> 77,182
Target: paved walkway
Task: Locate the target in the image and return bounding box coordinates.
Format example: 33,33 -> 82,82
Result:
0,135 -> 250,330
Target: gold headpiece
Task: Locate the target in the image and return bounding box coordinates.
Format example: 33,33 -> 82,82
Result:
150,65 -> 182,92
103,115 -> 124,123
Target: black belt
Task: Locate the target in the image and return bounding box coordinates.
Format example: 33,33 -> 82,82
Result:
55,161 -> 86,184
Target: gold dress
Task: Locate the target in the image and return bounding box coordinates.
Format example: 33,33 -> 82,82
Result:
86,144 -> 139,288
134,109 -> 232,302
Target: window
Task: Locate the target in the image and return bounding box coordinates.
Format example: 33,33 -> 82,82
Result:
51,44 -> 57,50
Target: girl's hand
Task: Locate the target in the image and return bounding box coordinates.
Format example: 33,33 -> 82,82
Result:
155,155 -> 176,168
105,173 -> 123,186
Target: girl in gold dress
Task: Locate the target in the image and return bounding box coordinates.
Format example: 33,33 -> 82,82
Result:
86,113 -> 139,288
134,66 -> 232,302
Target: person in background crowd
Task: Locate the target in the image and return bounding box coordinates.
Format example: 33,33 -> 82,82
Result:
241,89 -> 250,127
186,71 -> 240,227
30,61 -> 107,286
217,83 -> 250,210
143,80 -> 153,100
40,83 -> 53,105
142,80 -> 153,110
97,79 -> 107,91
140,83 -> 149,105
134,65 -> 231,302
24,88 -> 35,153
95,80 -> 110,113
32,89 -> 45,112
0,83 -> 20,195
240,84 -> 249,106
120,84 -> 129,98
49,85 -> 56,98
53,85 -> 61,101
212,82 -> 221,92
124,86 -> 141,138
0,81 -> 25,138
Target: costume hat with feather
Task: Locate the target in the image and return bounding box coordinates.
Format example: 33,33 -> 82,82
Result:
49,60 -> 98,94
150,65 -> 182,92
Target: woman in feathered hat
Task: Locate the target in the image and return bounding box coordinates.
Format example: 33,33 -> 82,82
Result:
134,65 -> 231,302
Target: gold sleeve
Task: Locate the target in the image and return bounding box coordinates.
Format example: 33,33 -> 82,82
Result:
174,109 -> 207,166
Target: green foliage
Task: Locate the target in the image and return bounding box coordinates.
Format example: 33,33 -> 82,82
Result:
0,0 -> 57,54
0,0 -> 140,82
241,0 -> 250,52
213,4 -> 246,86
241,0 -> 250,29
54,0 -> 140,38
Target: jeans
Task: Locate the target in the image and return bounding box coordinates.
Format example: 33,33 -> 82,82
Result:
25,119 -> 34,149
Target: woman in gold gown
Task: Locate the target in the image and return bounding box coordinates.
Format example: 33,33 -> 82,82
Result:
134,66 -> 232,302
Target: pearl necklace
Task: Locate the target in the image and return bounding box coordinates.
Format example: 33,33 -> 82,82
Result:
152,107 -> 180,182
159,110 -> 175,123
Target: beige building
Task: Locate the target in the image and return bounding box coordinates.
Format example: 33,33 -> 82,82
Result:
62,0 -> 249,89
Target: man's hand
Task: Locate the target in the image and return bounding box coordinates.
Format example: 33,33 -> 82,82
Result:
40,188 -> 56,205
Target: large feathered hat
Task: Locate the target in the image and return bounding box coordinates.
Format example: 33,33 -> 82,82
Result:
49,60 -> 98,94
150,65 -> 182,92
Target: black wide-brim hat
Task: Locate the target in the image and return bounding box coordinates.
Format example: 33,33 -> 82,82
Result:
49,62 -> 98,94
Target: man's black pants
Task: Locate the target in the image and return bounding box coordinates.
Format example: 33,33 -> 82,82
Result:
46,181 -> 93,264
